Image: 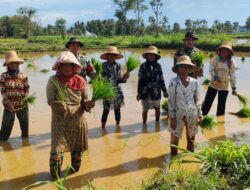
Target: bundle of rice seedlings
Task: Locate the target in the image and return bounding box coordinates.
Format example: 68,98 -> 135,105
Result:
235,108 -> 250,118
241,57 -> 245,63
237,94 -> 249,108
91,58 -> 102,77
92,77 -> 117,101
126,55 -> 140,72
199,115 -> 217,130
22,93 -> 37,106
51,78 -> 67,102
191,52 -> 206,68
202,77 -> 210,85
40,69 -> 50,73
209,52 -> 214,59
27,63 -> 35,68
161,99 -> 168,113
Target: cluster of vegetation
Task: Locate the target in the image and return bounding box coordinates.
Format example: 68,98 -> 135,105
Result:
233,94 -> 250,118
143,140 -> 250,190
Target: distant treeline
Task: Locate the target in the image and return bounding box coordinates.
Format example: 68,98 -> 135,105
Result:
1,2 -> 250,39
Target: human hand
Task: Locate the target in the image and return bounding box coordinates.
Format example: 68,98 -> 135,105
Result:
56,101 -> 67,113
136,94 -> 141,101
122,72 -> 130,80
84,100 -> 95,111
6,101 -> 15,112
163,91 -> 168,98
232,90 -> 237,95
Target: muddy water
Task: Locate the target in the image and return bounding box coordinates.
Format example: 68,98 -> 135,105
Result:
0,49 -> 250,190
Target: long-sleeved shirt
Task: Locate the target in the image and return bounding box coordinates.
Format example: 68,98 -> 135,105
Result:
137,61 -> 167,100
168,76 -> 201,138
209,56 -> 236,91
0,72 -> 29,110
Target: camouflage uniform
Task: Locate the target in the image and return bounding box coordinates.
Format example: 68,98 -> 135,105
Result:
174,46 -> 203,78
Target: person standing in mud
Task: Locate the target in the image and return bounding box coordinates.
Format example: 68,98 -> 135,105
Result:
0,51 -> 30,141
100,46 -> 129,128
168,55 -> 202,156
202,41 -> 237,116
65,37 -> 96,81
137,46 -> 168,125
174,31 -> 203,78
46,51 -> 95,179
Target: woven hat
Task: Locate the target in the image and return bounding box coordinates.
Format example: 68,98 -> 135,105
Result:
65,37 -> 84,49
52,51 -> 82,71
100,46 -> 123,60
183,31 -> 198,40
142,46 -> 161,60
216,41 -> 233,55
172,55 -> 196,73
3,50 -> 24,66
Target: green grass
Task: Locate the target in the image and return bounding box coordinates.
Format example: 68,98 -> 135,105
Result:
141,169 -> 230,190
126,55 -> 140,72
22,93 -> 37,107
191,52 -> 206,67
91,58 -> 103,77
172,140 -> 250,188
202,77 -> 210,85
92,77 -> 117,101
161,99 -> 168,114
51,78 -> 67,102
40,69 -> 50,73
1,33 -> 249,53
199,115 -> 217,131
237,94 -> 249,108
235,107 -> 250,118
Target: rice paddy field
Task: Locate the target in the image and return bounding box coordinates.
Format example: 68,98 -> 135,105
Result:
0,49 -> 250,189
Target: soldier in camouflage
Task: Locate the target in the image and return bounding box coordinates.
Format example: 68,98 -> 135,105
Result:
65,37 -> 96,81
174,32 -> 203,78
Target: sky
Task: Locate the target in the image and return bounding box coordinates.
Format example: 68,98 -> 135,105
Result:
0,0 -> 249,28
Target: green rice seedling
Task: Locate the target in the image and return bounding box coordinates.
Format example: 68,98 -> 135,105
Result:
22,93 -> 37,107
161,99 -> 168,113
92,77 -> 117,101
241,57 -> 245,63
235,107 -> 250,118
237,94 -> 249,108
40,69 -> 50,73
51,78 -> 67,102
27,63 -> 35,68
172,140 -> 250,187
191,52 -> 206,67
91,58 -> 103,77
202,77 -> 210,85
209,52 -> 214,59
199,115 -> 217,131
126,55 -> 140,72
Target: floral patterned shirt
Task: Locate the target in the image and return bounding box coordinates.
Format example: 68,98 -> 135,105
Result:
168,76 -> 202,138
137,61 -> 167,100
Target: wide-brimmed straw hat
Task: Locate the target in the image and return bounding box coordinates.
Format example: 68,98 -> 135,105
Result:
3,50 -> 24,66
142,46 -> 161,60
183,31 -> 198,40
172,55 -> 196,73
65,37 -> 84,49
52,51 -> 82,71
100,46 -> 123,60
215,41 -> 233,55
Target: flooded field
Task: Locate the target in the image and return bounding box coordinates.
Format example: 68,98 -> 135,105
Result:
0,49 -> 250,189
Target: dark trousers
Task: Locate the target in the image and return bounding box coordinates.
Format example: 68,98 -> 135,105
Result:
202,86 -> 229,116
0,107 -> 29,141
101,108 -> 121,122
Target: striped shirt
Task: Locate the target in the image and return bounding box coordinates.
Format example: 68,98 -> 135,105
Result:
0,72 -> 29,110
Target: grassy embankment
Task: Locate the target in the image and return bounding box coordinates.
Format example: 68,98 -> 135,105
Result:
0,33 -> 250,53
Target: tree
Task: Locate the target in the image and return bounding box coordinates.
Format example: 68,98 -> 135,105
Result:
224,21 -> 233,33
160,16 -> 170,34
17,6 -> 37,38
114,0 -> 133,35
150,0 -> 164,37
55,18 -> 67,39
246,16 -> 250,29
185,19 -> 193,32
172,22 -> 181,33
131,0 -> 147,36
